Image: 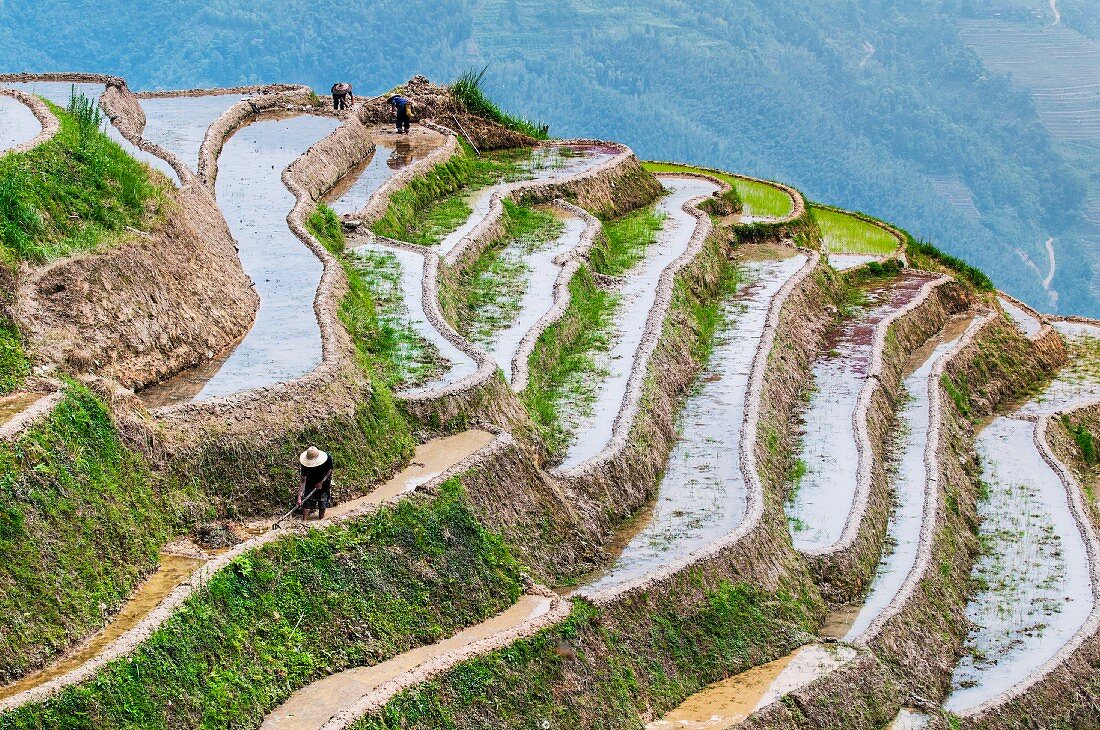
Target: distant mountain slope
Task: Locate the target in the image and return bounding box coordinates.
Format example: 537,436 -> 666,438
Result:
2,0 -> 1095,314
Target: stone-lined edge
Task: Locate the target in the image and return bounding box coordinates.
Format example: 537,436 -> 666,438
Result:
957,399 -> 1100,722
0,87 -> 59,156
0,431 -> 513,712
548,172 -> 720,481
800,275 -> 952,570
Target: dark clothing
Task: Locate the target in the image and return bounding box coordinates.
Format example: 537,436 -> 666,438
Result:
389,95 -> 411,133
332,83 -> 353,111
299,455 -> 334,515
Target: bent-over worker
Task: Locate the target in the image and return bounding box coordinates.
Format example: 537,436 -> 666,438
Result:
388,92 -> 412,134
331,82 -> 353,111
298,445 -> 334,520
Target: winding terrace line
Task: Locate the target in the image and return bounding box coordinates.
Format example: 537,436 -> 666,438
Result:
0,88 -> 56,155
0,430 -> 498,711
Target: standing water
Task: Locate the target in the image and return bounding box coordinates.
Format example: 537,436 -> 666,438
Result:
0,95 -> 41,153
138,93 -> 247,174
786,272 -> 936,551
582,254 -> 809,594
559,176 -> 721,469
325,129 -> 446,216
138,114 -> 341,405
945,320 -> 1100,711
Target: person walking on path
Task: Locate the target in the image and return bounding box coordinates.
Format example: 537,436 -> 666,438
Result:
331,82 -> 353,111
298,446 -> 334,520
388,92 -> 412,134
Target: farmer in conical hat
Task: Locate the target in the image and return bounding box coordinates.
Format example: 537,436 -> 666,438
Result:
298,446 -> 334,520
331,82 -> 353,111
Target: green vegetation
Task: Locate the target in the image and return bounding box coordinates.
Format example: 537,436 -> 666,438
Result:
351,580 -> 818,729
643,161 -> 791,219
1062,415 -> 1098,466
442,201 -> 563,346
451,67 -> 549,140
1,480 -> 525,729
0,316 -> 28,397
811,206 -> 900,255
908,239 -> 995,292
520,207 -> 664,457
370,143 -> 537,246
0,92 -> 166,273
941,374 -> 972,419
0,384 -> 180,682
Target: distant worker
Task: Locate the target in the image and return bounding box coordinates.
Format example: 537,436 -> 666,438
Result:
298,445 -> 334,520
331,82 -> 353,111
388,92 -> 412,134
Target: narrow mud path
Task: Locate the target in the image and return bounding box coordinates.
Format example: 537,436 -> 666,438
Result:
581,253 -> 809,594
786,271 -> 938,551
0,431 -> 493,710
0,393 -> 45,430
842,316 -> 973,640
944,320 -> 1100,713
559,176 -> 722,469
0,94 -> 41,152
647,644 -> 858,729
262,594 -> 553,729
137,113 -> 340,406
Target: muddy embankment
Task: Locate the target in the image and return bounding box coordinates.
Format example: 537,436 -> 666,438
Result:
804,276 -> 971,603
1,74 -> 259,394
0,86 -> 58,155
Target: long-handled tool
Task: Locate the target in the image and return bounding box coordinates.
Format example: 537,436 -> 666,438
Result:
272,484 -> 322,530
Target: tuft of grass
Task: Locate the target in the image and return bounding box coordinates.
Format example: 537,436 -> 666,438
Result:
451,67 -> 550,140
0,90 -> 166,271
810,206 -> 899,256
592,206 -> 664,275
0,316 -> 29,397
642,162 -> 791,219
444,201 -> 564,346
907,238 -> 995,291
1062,416 -> 1099,466
1,480 -> 525,729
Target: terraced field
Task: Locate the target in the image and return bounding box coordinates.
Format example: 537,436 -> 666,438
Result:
2,72 -> 1098,730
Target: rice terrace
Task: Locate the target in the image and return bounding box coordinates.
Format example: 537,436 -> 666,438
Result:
3,66 -> 1100,730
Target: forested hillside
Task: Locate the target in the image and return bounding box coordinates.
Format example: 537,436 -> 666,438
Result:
3,0 -> 1095,315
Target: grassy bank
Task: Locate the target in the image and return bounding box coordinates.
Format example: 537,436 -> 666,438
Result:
351,580 -> 817,730
440,201 -> 563,346
0,92 -> 166,273
451,68 -> 549,140
0,317 -> 28,397
0,481 -> 525,730
0,384 -> 182,682
519,207 -> 663,457
642,161 -> 791,219
369,143 -> 536,246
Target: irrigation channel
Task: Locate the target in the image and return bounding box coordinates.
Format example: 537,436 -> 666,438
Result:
647,310 -> 978,729
581,251 -> 808,593
943,318 -> 1100,714
786,271 -> 938,551
559,175 -> 722,469
343,144 -> 616,395
0,94 -> 41,152
0,430 -> 494,708
137,112 -> 341,406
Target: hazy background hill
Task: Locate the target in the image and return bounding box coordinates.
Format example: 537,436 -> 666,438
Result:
5,0 -> 1098,315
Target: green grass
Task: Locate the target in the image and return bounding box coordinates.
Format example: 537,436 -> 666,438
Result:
519,206 -> 665,457
0,383 -> 181,683
0,316 -> 29,397
907,238 -> 995,292
0,480 -> 525,730
642,161 -> 792,219
443,201 -> 564,347
0,91 -> 167,272
451,67 -> 550,140
810,206 -> 900,255
350,580 -> 819,730
370,143 -> 538,246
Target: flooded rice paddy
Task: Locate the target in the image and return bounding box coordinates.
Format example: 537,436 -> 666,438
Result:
829,253 -> 880,271
998,295 -> 1042,338
138,93 -> 247,175
325,128 -> 445,216
945,321 -> 1100,711
843,317 -> 972,640
0,94 -> 41,152
786,272 -> 935,551
559,176 -> 721,469
138,113 -> 340,405
581,254 -> 809,594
